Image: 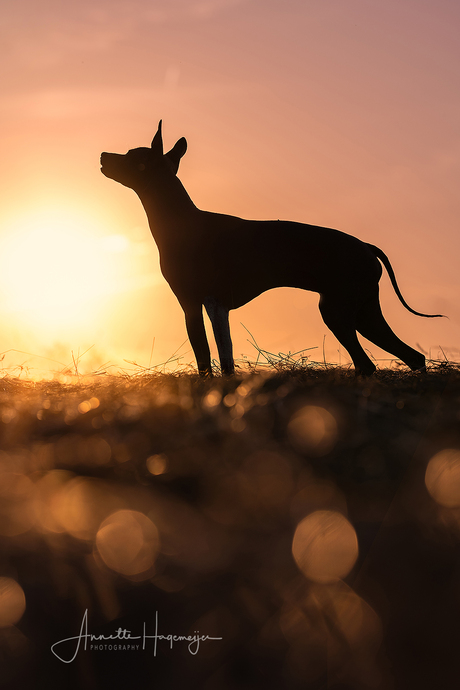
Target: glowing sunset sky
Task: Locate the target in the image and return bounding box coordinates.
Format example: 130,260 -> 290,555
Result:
1,0 -> 459,376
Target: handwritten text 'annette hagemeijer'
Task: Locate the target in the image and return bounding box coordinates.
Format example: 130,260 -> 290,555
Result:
51,609 -> 223,663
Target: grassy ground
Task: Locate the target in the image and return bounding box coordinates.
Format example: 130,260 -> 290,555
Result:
0,362 -> 459,689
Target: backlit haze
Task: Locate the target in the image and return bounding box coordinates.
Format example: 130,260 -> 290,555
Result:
1,0 -> 459,377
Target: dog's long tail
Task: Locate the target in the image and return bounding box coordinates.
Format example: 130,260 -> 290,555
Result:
367,243 -> 444,318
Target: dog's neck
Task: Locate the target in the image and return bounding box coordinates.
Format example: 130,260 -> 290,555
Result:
137,173 -> 198,247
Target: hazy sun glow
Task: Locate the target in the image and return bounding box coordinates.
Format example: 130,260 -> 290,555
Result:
0,0 -> 458,375
0,209 -> 128,333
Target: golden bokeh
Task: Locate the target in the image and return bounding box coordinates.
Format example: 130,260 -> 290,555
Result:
78,397 -> 101,415
287,406 -> 338,456
202,389 -> 222,409
77,401 -> 92,414
96,510 -> 160,578
425,449 -> 460,507
146,454 -> 168,476
33,471 -> 121,540
0,578 -> 26,628
292,510 -> 358,583
53,477 -> 119,540
33,470 -> 75,533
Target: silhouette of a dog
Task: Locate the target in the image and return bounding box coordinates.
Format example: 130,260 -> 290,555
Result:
101,121 -> 441,377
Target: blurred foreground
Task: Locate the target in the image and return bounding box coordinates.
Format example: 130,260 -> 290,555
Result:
0,365 -> 459,689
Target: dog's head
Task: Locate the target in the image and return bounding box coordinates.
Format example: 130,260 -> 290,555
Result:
100,121 -> 187,193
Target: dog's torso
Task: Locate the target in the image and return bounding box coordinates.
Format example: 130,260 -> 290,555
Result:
158,211 -> 382,311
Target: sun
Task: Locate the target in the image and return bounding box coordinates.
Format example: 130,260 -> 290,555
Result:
0,208 -> 125,333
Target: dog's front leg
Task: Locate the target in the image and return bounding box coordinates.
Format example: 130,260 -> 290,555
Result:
203,297 -> 235,376
183,304 -> 212,376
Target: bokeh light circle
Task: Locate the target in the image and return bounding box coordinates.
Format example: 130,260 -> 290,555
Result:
287,406 -> 338,456
425,449 -> 460,507
0,578 -> 26,628
96,510 -> 160,577
292,510 -> 358,583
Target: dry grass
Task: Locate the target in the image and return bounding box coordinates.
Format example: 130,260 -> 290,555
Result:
0,354 -> 459,689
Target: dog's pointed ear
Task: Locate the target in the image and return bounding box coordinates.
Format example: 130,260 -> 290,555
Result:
151,120 -> 163,155
165,137 -> 187,174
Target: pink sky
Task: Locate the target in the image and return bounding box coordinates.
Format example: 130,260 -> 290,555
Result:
0,0 -> 459,375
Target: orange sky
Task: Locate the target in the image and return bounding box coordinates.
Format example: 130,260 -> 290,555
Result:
0,0 -> 459,376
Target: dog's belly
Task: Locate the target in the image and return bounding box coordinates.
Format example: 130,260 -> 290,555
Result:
209,244 -> 381,311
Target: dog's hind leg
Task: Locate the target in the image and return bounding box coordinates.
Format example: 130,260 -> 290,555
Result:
356,291 -> 426,371
204,297 -> 235,376
319,293 -> 376,376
